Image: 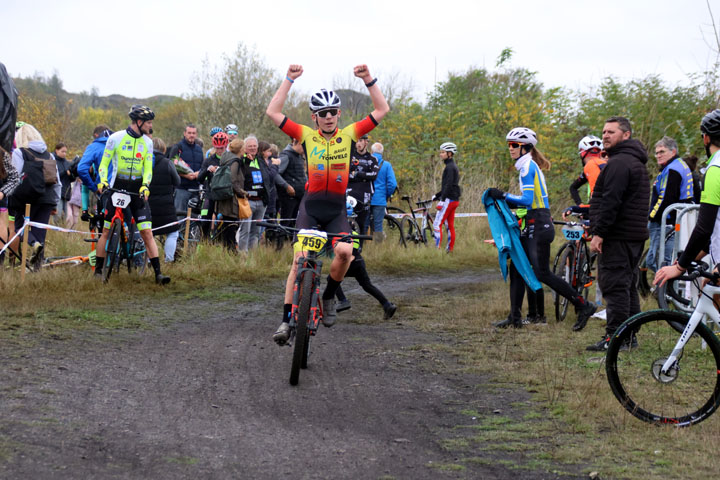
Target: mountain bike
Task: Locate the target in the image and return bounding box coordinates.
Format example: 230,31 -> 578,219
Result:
606,261 -> 720,427
396,195 -> 435,246
258,221 -> 371,386
552,215 -> 596,321
101,188 -> 148,282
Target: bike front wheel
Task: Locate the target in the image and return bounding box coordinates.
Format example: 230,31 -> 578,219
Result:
382,215 -> 406,247
400,217 -> 423,245
290,270 -> 314,386
606,310 -> 720,427
102,219 -> 122,282
553,244 -> 575,322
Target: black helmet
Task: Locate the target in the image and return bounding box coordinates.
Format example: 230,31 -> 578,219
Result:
701,109 -> 720,137
128,104 -> 155,121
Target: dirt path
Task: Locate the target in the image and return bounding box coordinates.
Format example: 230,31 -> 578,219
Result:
0,272 -> 582,479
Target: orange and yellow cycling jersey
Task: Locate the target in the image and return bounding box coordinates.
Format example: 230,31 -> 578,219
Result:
279,115 -> 377,211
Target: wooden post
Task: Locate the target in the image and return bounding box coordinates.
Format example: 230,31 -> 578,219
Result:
20,204 -> 30,283
183,206 -> 192,255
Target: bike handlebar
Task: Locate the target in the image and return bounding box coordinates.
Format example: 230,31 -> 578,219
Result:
256,221 -> 373,240
676,261 -> 719,283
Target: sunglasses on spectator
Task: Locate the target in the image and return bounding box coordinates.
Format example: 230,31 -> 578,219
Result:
507,142 -> 523,148
316,109 -> 338,118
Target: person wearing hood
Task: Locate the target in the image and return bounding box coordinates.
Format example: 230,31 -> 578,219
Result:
10,123 -> 61,264
487,128 -> 597,329
148,138 -> 181,262
78,125 -> 113,217
587,116 -> 650,351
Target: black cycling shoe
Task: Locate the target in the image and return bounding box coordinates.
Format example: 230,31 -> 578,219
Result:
336,299 -> 352,312
383,303 -> 397,319
573,301 -> 597,332
493,316 -> 522,329
155,274 -> 171,285
586,336 -> 610,352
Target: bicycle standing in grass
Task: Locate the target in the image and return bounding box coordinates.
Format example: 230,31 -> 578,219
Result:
265,63 -> 390,344
487,127 -> 597,329
432,142 -> 461,252
95,105 -> 169,285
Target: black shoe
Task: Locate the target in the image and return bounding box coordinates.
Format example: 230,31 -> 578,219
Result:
336,299 -> 352,312
493,316 -> 522,329
29,242 -> 43,265
155,274 -> 171,285
586,336 -> 610,352
619,333 -> 639,351
573,301 -> 597,332
383,303 -> 397,320
528,315 -> 547,325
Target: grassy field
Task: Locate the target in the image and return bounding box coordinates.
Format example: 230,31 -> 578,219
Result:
2,216 -> 719,479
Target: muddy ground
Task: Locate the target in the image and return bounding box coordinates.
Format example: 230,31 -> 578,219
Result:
0,272 -> 585,479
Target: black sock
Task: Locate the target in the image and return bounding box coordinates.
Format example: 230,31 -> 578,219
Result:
282,303 -> 292,324
150,257 -> 161,276
323,276 -> 341,300
94,257 -> 104,275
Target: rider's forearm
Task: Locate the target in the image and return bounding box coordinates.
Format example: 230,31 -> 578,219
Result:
266,79 -> 293,126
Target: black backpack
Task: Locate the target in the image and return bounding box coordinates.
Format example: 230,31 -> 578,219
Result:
12,155 -> 46,205
209,159 -> 239,201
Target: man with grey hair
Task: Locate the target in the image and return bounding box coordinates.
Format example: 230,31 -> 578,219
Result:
587,116 -> 650,351
369,141 -> 397,242
646,135 -> 694,272
236,135 -> 271,251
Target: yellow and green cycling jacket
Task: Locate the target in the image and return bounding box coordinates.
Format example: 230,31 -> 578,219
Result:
98,130 -> 153,191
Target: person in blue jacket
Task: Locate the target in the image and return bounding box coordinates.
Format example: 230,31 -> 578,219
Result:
369,142 -> 397,242
487,127 -> 597,330
77,125 -> 112,218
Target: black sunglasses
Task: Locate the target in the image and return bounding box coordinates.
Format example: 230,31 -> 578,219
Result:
316,109 -> 338,118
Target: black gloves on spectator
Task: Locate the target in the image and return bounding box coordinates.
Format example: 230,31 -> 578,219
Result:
487,188 -> 505,200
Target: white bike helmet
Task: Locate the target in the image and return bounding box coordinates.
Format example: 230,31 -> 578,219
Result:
439,142 -> 457,154
506,127 -> 538,146
225,124 -> 238,133
578,135 -> 603,153
309,89 -> 341,112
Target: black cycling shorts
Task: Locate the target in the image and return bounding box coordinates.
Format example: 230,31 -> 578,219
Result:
101,191 -> 153,231
294,199 -> 352,245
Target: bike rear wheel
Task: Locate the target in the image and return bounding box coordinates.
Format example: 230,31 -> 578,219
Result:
382,215 -> 406,247
129,230 -> 148,275
400,217 -> 423,245
290,270 -> 314,386
553,244 -> 574,322
102,219 -> 122,282
606,310 -> 720,427
175,220 -> 202,260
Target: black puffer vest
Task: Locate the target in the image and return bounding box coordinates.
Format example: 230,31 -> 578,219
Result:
149,152 -> 179,235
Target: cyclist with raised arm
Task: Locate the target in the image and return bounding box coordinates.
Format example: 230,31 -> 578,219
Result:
655,110 -> 720,287
94,105 -> 170,285
265,64 -> 390,344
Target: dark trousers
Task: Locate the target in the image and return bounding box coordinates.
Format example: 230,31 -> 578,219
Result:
14,203 -> 54,245
522,212 -> 582,307
335,257 -> 389,307
598,239 -> 643,336
278,193 -> 301,227
509,260 -> 544,320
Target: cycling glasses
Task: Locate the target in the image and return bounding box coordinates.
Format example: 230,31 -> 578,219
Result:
316,109 -> 339,118
507,142 -> 523,148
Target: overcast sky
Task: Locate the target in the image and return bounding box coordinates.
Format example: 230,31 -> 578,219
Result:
2,0 -> 718,102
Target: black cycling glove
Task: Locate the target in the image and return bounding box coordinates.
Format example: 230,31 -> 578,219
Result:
487,188 -> 505,200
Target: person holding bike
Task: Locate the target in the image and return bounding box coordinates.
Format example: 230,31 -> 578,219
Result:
487,127 -> 597,329
655,110 -> 720,288
432,142 -> 461,252
265,64 -> 390,344
94,105 -> 170,285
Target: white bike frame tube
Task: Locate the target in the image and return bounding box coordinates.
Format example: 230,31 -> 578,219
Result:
661,283 -> 720,374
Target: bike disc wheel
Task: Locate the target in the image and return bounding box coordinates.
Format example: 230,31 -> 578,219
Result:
553,244 -> 574,322
383,215 -> 406,247
606,310 -> 720,427
290,270 -> 313,386
102,219 -> 122,282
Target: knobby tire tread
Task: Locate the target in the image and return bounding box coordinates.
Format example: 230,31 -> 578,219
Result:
290,270 -> 313,386
102,219 -> 122,282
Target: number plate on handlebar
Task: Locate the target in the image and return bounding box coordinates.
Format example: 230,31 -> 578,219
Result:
110,192 -> 131,208
561,225 -> 584,241
297,229 -> 328,252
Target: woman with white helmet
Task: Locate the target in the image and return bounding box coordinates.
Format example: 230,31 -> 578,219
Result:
486,127 -> 597,329
432,142 -> 461,251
